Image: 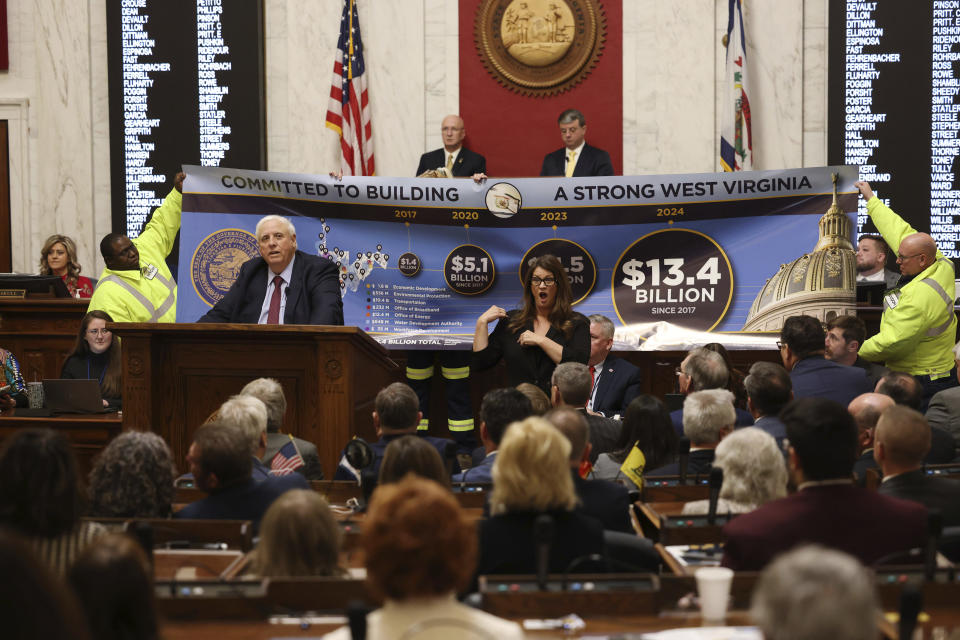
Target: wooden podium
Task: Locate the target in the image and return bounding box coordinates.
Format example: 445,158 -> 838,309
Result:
109,323 -> 401,475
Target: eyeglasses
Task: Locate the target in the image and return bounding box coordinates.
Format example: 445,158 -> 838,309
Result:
674,366 -> 686,377
776,341 -> 784,350
896,252 -> 923,262
87,328 -> 111,337
531,276 -> 557,287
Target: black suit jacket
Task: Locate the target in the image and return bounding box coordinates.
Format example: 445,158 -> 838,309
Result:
721,484 -> 927,571
878,469 -> 960,527
572,470 -> 632,533
575,408 -> 620,463
591,356 -> 642,417
477,510 -> 606,575
197,250 -> 343,325
646,448 -> 715,478
540,143 -> 614,177
174,474 -> 310,533
416,147 -> 486,177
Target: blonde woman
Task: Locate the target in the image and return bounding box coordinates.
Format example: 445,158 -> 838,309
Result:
39,235 -> 93,298
477,416 -> 606,575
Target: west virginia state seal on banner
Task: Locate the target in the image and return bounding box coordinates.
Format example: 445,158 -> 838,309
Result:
474,0 -> 606,96
191,229 -> 259,307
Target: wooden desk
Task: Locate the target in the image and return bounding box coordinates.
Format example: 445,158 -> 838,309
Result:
154,549 -> 245,581
0,298 -> 89,382
110,323 -> 401,476
0,408 -> 121,475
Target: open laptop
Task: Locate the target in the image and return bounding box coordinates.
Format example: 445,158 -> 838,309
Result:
42,379 -> 108,414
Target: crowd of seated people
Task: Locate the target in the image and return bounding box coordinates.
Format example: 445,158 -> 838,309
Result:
7,309 -> 960,636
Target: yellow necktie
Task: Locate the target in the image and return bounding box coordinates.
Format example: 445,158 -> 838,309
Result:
565,150 -> 577,177
446,153 -> 454,171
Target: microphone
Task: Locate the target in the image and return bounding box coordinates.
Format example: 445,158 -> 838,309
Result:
924,509 -> 943,582
898,583 -> 922,640
677,437 -> 691,484
534,514 -> 555,592
707,467 -> 723,525
347,600 -> 369,640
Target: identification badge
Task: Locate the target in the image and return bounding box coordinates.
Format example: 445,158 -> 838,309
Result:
142,264 -> 159,280
884,291 -> 901,310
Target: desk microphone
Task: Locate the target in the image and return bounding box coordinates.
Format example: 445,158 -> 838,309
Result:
534,514 -> 555,592
707,467 -> 723,525
898,583 -> 922,640
677,437 -> 691,484
924,509 -> 943,582
347,600 -> 369,640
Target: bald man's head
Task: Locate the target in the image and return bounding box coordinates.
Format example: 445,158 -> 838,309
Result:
897,233 -> 937,276
441,114 -> 466,152
875,405 -> 931,468
848,392 -> 895,434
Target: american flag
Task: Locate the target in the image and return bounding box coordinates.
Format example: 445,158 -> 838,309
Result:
719,0 -> 753,172
270,438 -> 305,476
325,0 -> 375,176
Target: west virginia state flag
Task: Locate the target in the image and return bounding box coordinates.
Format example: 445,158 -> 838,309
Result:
619,443 -> 647,490
720,0 -> 753,171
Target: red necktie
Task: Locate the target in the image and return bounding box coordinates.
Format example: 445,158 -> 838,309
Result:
267,275 -> 283,324
590,365 -> 596,386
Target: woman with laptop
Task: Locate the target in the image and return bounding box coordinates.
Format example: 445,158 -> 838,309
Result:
60,311 -> 122,410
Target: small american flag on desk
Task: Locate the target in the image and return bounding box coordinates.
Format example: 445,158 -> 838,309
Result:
270,435 -> 305,476
325,0 -> 375,176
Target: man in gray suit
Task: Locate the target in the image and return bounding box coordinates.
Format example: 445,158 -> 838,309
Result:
855,234 -> 899,289
241,377 -> 324,480
876,405 -> 960,528
550,362 -> 620,463
926,342 -> 960,448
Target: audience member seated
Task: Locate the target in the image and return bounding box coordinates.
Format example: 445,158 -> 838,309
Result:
218,394 -> 272,481
0,347 -> 27,408
252,489 -> 344,577
648,389 -> 735,477
453,388 -> 532,484
702,342 -> 748,409
477,417 -> 606,575
322,476 -> 524,640
847,392 -> 894,486
742,361 -> 792,451
241,377 -> 324,480
39,234 -> 94,298
60,311 -> 122,410
875,405 -> 960,528
0,528 -> 91,640
0,428 -> 104,575
87,431 -> 176,518
550,361 -> 620,462
586,314 -> 642,416
925,341 -> 960,447
721,398 -> 927,571
592,395 -> 677,481
334,382 -> 458,481
548,408 -> 632,533
778,315 -> 871,407
671,348 -> 753,435
67,533 -> 158,640
682,427 -> 787,515
751,545 -> 878,640
379,435 -> 449,487
824,315 -> 889,387
516,381 -> 551,416
175,421 -> 308,532
877,371 -> 956,463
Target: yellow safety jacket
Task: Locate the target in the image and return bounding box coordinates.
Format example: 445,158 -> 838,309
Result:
859,197 -> 957,376
88,189 -> 181,323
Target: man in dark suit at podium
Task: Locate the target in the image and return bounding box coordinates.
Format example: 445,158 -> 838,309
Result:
415,115 -> 486,177
540,109 -> 614,177
197,215 -> 343,325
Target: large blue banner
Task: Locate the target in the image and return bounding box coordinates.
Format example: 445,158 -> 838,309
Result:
178,165 -> 859,350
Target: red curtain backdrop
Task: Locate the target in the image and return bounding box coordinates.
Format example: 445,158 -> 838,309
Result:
458,0 -> 622,177
0,0 -> 7,71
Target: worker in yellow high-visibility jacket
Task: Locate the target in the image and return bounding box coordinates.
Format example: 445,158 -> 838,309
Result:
856,181 -> 959,407
88,172 -> 185,323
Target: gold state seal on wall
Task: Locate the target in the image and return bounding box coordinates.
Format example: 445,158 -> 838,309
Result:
474,0 -> 606,96
191,229 -> 259,307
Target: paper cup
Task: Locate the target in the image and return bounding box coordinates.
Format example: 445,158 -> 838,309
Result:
695,566 -> 733,621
